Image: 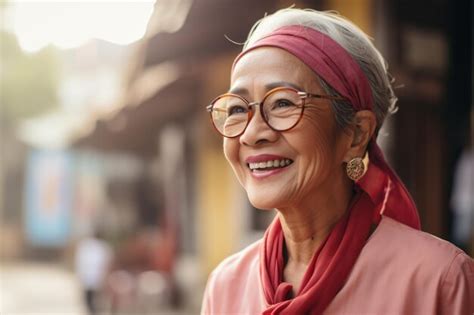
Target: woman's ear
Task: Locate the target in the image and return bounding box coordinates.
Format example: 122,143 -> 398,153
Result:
343,110 -> 376,162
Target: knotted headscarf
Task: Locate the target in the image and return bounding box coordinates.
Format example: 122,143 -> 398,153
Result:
233,25 -> 420,314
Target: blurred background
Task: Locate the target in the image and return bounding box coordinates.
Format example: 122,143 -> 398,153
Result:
0,0 -> 472,314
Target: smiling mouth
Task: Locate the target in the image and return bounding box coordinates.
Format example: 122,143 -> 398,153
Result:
247,159 -> 293,172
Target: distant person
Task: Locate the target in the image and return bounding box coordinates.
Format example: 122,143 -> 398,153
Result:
75,230 -> 112,315
451,146 -> 474,250
201,8 -> 473,314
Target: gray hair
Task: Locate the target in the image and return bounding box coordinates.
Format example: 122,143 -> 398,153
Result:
243,8 -> 398,131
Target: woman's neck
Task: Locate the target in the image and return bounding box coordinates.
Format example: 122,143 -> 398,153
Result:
277,175 -> 354,294
279,200 -> 347,265
279,180 -> 353,264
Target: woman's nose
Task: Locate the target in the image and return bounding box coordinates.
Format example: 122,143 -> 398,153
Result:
239,105 -> 278,146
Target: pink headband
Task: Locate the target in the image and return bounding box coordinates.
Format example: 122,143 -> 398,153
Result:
233,25 -> 373,112
233,25 -> 420,230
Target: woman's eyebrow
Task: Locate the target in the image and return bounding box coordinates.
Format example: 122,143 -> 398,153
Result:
228,81 -> 303,95
228,86 -> 248,95
265,81 -> 303,91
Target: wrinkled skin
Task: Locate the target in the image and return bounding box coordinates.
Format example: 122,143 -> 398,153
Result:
224,47 -> 376,294
225,47 -> 353,216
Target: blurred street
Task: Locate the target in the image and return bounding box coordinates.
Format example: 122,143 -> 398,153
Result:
0,262 -> 86,315
0,262 -> 199,315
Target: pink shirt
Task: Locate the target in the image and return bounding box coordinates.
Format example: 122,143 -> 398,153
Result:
202,216 -> 474,314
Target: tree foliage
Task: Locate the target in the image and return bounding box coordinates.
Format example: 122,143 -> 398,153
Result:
0,31 -> 60,121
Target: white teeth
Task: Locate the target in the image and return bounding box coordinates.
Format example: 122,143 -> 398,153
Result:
248,159 -> 293,170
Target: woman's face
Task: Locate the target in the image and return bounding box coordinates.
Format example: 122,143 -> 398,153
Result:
224,47 -> 352,211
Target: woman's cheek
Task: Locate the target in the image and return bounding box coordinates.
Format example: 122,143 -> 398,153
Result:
298,114 -> 337,183
223,139 -> 246,184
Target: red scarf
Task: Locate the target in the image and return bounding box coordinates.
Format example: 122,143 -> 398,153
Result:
234,26 -> 421,314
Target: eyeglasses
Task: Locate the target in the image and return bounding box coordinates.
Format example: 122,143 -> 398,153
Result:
206,87 -> 346,138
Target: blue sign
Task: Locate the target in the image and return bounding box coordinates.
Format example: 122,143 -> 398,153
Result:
24,149 -> 74,247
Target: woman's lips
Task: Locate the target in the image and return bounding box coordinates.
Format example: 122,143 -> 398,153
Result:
244,154 -> 294,179
250,164 -> 292,179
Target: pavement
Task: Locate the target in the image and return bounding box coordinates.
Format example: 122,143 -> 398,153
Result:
0,261 -> 200,315
0,261 -> 87,315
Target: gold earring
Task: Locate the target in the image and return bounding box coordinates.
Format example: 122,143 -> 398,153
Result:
346,151 -> 369,181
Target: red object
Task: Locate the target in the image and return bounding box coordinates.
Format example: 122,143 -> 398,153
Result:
234,26 -> 421,314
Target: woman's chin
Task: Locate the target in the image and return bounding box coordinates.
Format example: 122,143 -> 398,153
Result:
247,194 -> 282,211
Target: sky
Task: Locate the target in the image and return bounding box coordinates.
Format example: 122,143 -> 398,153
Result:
4,0 -> 156,53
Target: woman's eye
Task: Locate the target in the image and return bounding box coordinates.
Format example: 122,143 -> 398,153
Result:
274,99 -> 295,109
227,105 -> 247,116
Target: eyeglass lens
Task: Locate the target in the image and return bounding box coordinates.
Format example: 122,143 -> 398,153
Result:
211,89 -> 304,137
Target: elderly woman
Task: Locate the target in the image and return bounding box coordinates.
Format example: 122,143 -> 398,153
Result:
202,8 -> 473,315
